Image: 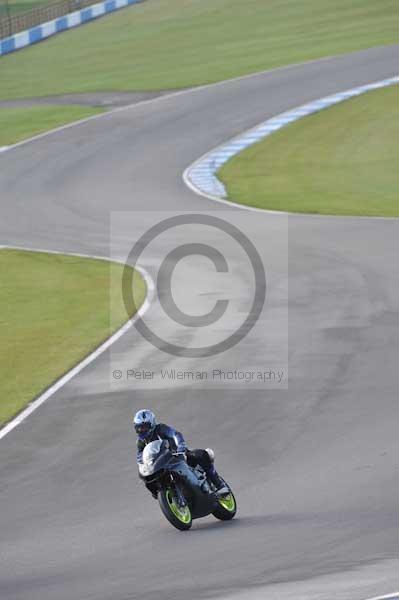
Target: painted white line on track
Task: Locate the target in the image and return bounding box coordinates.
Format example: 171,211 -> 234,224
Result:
183,75 -> 399,221
0,245 -> 154,442
364,595 -> 399,600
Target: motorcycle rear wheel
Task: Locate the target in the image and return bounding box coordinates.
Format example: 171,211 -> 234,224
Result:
159,488 -> 192,531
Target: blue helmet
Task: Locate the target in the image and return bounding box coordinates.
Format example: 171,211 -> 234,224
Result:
134,409 -> 156,440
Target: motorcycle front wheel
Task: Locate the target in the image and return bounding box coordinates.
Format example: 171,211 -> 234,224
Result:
212,489 -> 237,521
159,488 -> 192,531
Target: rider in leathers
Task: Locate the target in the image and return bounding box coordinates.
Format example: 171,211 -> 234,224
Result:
134,409 -> 227,495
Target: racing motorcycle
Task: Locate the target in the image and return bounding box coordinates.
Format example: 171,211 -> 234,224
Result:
138,439 -> 237,530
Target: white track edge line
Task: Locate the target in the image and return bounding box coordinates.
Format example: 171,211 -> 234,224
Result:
0,245 -> 155,441
183,75 -> 399,221
363,594 -> 399,600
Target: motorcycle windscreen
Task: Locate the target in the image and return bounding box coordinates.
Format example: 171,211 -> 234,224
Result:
142,440 -> 163,465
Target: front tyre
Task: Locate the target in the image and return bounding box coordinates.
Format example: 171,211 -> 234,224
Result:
159,489 -> 192,531
212,489 -> 237,521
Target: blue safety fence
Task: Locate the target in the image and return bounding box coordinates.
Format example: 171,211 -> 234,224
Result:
0,0 -> 141,55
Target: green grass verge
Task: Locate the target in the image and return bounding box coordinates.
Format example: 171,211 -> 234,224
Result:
0,249 -> 146,426
0,105 -> 104,146
218,84 -> 399,217
1,0 -> 398,100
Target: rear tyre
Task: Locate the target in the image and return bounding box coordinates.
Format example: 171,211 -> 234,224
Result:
159,488 -> 192,531
212,489 -> 237,521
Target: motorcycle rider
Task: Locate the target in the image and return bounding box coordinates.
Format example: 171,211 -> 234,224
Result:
134,409 -> 228,495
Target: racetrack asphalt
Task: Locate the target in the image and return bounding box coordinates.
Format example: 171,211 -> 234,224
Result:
1,44 -> 399,600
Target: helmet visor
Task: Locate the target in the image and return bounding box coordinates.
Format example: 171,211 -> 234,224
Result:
135,422 -> 152,435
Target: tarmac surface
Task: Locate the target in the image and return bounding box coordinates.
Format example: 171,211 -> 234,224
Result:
1,45 -> 399,600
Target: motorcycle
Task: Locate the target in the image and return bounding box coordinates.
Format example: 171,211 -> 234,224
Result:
138,439 -> 237,530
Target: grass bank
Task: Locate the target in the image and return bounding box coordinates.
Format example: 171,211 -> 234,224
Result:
218,84 -> 399,217
1,0 -> 398,100
0,249 -> 146,426
0,105 -> 103,146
